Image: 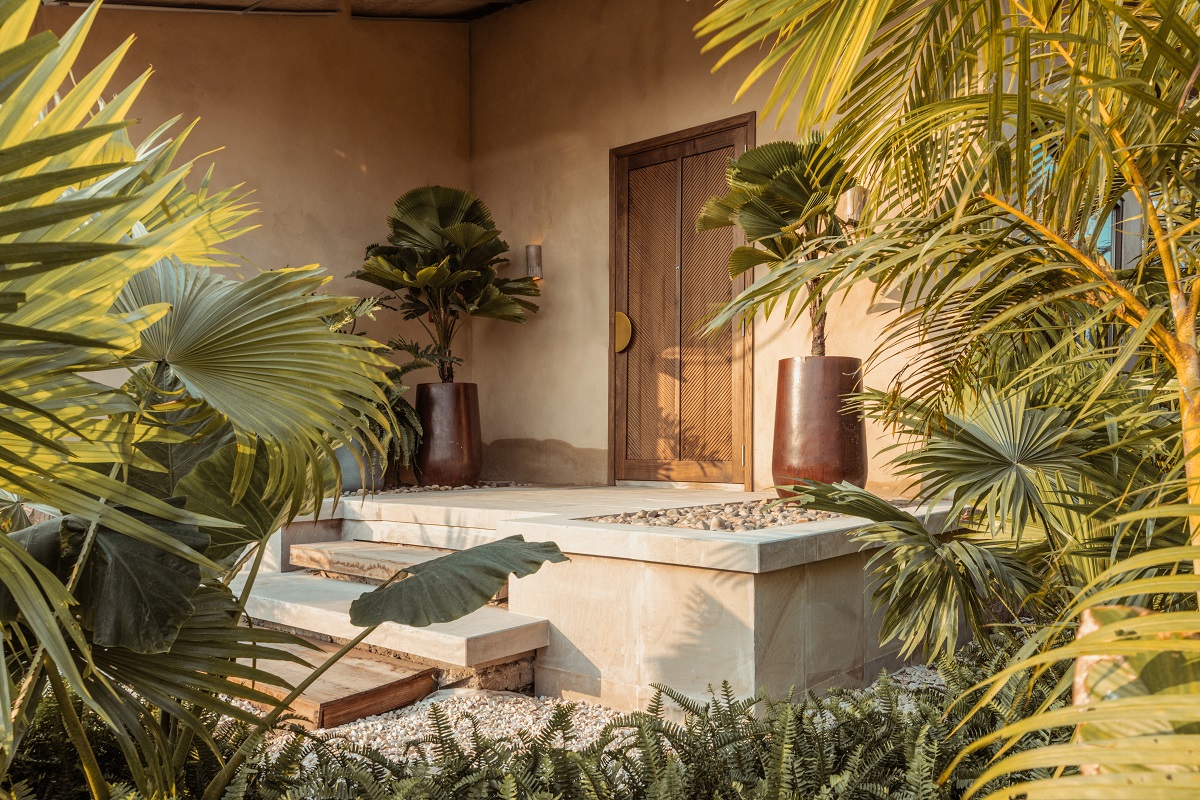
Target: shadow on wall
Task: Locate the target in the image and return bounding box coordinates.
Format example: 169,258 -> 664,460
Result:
641,574 -> 755,707
481,438 -> 607,485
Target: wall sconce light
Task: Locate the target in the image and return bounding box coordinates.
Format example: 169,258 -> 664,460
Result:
526,244 -> 543,281
837,186 -> 868,227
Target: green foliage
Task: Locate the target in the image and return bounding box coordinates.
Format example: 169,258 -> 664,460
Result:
700,0 -> 1200,792
778,348 -> 1186,662
114,258 -> 393,504
7,636 -> 1065,800
941,550 -> 1200,797
349,536 -> 570,627
0,6 -> 563,798
1,503 -> 207,652
698,138 -> 855,356
353,186 -> 540,382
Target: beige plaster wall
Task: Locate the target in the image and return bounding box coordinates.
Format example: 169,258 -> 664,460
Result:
467,0 -> 908,495
35,5 -> 472,360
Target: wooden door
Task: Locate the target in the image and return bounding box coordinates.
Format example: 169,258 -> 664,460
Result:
610,115 -> 754,485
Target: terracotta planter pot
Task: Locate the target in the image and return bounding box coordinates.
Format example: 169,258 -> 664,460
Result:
772,356 -> 867,498
415,382 -> 482,487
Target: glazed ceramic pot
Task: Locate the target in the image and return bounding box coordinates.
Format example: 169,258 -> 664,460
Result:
415,382 -> 483,487
772,356 -> 868,498
334,445 -> 387,493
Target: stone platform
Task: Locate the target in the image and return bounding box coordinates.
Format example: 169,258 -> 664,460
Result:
260,486 -> 943,711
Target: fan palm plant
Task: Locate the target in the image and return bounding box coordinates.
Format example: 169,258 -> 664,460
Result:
0,6 -> 566,798
701,139 -> 871,490
698,137 -> 856,357
699,0 -> 1200,789
699,0 -> 1200,523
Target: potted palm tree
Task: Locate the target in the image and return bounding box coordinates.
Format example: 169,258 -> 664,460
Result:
700,138 -> 867,496
353,186 -> 540,487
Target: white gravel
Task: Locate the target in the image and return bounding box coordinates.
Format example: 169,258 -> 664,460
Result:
341,481 -> 531,498
246,666 -> 948,762
299,690 -> 621,760
586,499 -> 838,531
889,665 -> 945,692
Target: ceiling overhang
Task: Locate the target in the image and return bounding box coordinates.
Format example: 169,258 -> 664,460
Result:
39,0 -> 531,20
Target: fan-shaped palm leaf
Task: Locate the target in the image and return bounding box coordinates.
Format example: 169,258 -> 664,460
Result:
113,259 -> 393,506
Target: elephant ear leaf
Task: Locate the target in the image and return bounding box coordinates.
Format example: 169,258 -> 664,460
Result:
176,441 -> 295,563
349,536 -> 567,627
72,500 -> 209,653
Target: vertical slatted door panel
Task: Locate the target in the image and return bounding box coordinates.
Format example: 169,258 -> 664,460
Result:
624,160 -> 680,463
679,146 -> 736,470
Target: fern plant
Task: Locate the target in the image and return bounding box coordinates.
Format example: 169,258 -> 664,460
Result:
5,635 -> 1067,800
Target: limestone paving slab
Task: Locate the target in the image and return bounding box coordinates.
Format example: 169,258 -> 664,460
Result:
241,573 -> 549,667
290,541 -> 451,581
307,487 -> 949,574
497,506 -> 950,573
341,519 -> 508,550
318,485 -> 776,529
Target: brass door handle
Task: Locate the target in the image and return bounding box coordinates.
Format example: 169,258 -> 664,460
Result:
614,311 -> 632,353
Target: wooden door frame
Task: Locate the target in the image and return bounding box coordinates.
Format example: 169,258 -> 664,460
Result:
607,112 -> 756,489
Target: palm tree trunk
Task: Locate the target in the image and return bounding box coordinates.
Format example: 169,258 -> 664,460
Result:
809,279 -> 827,357
1180,352 -> 1200,559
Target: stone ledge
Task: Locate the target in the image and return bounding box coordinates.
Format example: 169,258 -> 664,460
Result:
302,490 -> 951,575
241,573 -> 549,667
498,504 -> 952,574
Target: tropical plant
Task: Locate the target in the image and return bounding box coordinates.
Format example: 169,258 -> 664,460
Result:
782,358 -> 1184,661
325,299 -> 423,475
946,551 -> 1200,798
352,185 -> 541,382
698,138 -> 857,356
21,638 -> 1070,800
699,0 -> 1200,789
0,6 -> 566,798
698,0 -> 1200,530
8,634 -> 1068,800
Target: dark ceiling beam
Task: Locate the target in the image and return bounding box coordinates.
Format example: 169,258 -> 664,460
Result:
40,0 -> 534,19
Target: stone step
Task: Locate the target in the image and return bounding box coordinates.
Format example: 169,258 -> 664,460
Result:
236,637 -> 435,729
290,540 -> 509,601
340,518 -> 506,550
242,573 -> 547,668
290,540 -> 452,581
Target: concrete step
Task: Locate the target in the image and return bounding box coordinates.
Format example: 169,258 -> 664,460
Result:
290,540 -> 452,581
237,637 -> 435,729
290,540 -> 509,601
340,518 -> 505,550
242,573 -> 547,668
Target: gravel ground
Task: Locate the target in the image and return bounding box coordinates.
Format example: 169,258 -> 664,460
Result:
586,499 -> 838,531
250,666 -> 946,761
342,481 -> 530,498
889,665 -> 945,692
303,690 -> 621,759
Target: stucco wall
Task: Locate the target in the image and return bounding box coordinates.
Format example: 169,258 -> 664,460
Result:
35,5 -> 472,357
467,0 -> 908,495
36,1 -> 910,495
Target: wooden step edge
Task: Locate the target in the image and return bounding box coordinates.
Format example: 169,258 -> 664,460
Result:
233,636 -> 437,729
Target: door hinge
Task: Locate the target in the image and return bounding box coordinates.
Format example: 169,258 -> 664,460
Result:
741,445 -> 745,465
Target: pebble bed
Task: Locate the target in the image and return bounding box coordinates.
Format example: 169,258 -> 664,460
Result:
271,667 -> 947,761
305,690 -> 621,759
889,665 -> 944,692
586,499 -> 838,531
342,481 -> 529,498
